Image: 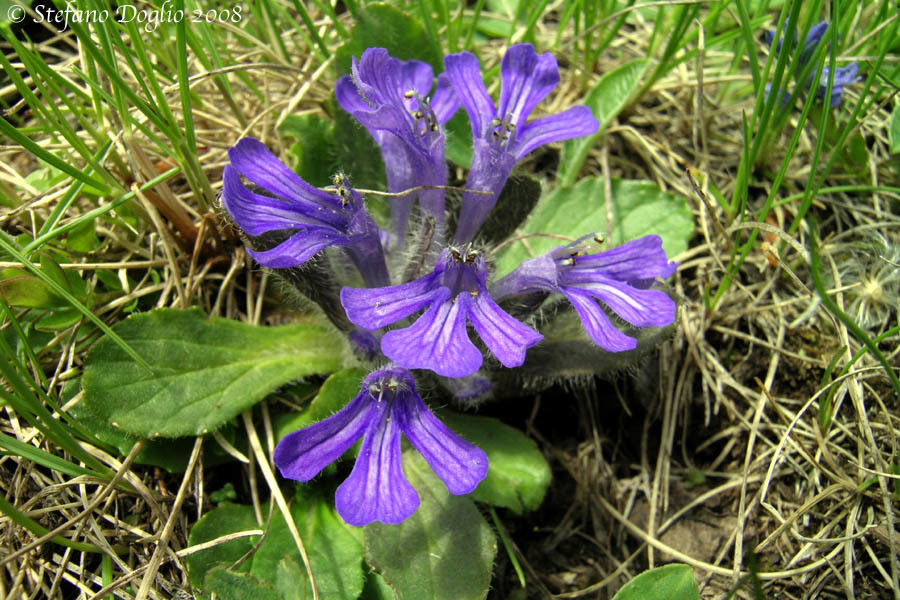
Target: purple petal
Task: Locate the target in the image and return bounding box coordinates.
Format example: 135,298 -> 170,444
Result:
247,226 -> 346,268
817,63 -> 858,107
228,138 -> 340,210
498,44 -> 559,129
563,288 -> 637,352
833,62 -> 859,86
803,21 -> 829,52
467,292 -> 542,368
431,73 -> 460,125
396,392 -> 488,495
491,254 -> 559,300
341,272 -> 443,330
382,292 -> 483,377
222,165 -> 329,235
335,401 -> 419,526
335,75 -> 373,115
576,280 -> 676,328
399,58 -> 434,98
443,51 -> 497,137
274,390 -> 373,482
454,138 -> 518,243
563,235 -> 675,282
513,105 -> 599,159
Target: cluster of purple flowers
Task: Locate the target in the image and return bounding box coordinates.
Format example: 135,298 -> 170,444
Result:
765,20 -> 859,108
222,44 -> 677,526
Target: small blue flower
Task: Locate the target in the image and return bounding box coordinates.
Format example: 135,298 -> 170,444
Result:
763,20 -> 858,108
492,235 -> 677,352
222,138 -> 389,286
766,20 -> 829,63
815,62 -> 859,107
274,367 -> 488,526
341,247 -> 542,377
444,44 -> 599,243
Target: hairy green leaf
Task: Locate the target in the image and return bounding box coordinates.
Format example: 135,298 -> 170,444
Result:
280,115 -> 337,187
204,568 -> 281,600
495,177 -> 694,278
187,493 -> 365,600
439,412 -> 550,514
334,3 -> 442,75
82,308 -> 344,438
365,452 -> 496,600
506,302 -> 678,380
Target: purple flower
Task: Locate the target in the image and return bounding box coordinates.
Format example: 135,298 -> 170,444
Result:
815,62 -> 859,107
766,20 -> 828,63
222,138 -> 389,286
492,235 -> 677,352
443,44 -> 599,243
341,247 -> 542,377
274,367 -> 488,526
763,20 -> 857,108
336,48 -> 459,239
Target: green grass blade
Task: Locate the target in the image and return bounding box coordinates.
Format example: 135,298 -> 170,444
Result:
0,432 -> 102,479
0,234 -> 151,372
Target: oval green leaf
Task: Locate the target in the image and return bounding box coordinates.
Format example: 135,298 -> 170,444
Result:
187,493 -> 365,600
612,564 -> 700,600
494,176 -> 694,278
439,411 -> 551,514
82,308 -> 344,438
365,452 -> 496,600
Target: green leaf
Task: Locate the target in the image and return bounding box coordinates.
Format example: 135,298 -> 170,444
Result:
439,412 -> 550,514
360,571 -> 397,600
0,0 -> 13,24
82,308 -> 344,438
186,503 -> 262,589
485,0 -> 519,19
205,568 -> 281,600
495,177 -> 694,278
35,308 -> 82,331
65,218 -> 99,253
68,399 -> 239,473
512,299 -> 678,380
473,17 -> 513,38
890,101 -> 900,154
558,59 -> 650,187
334,4 -> 443,75
0,272 -> 65,308
275,368 -> 367,443
250,493 -> 365,599
273,557 -> 306,600
612,564 -> 700,600
187,493 -> 365,600
444,110 -> 473,168
365,452 -> 496,600
280,115 -> 337,187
